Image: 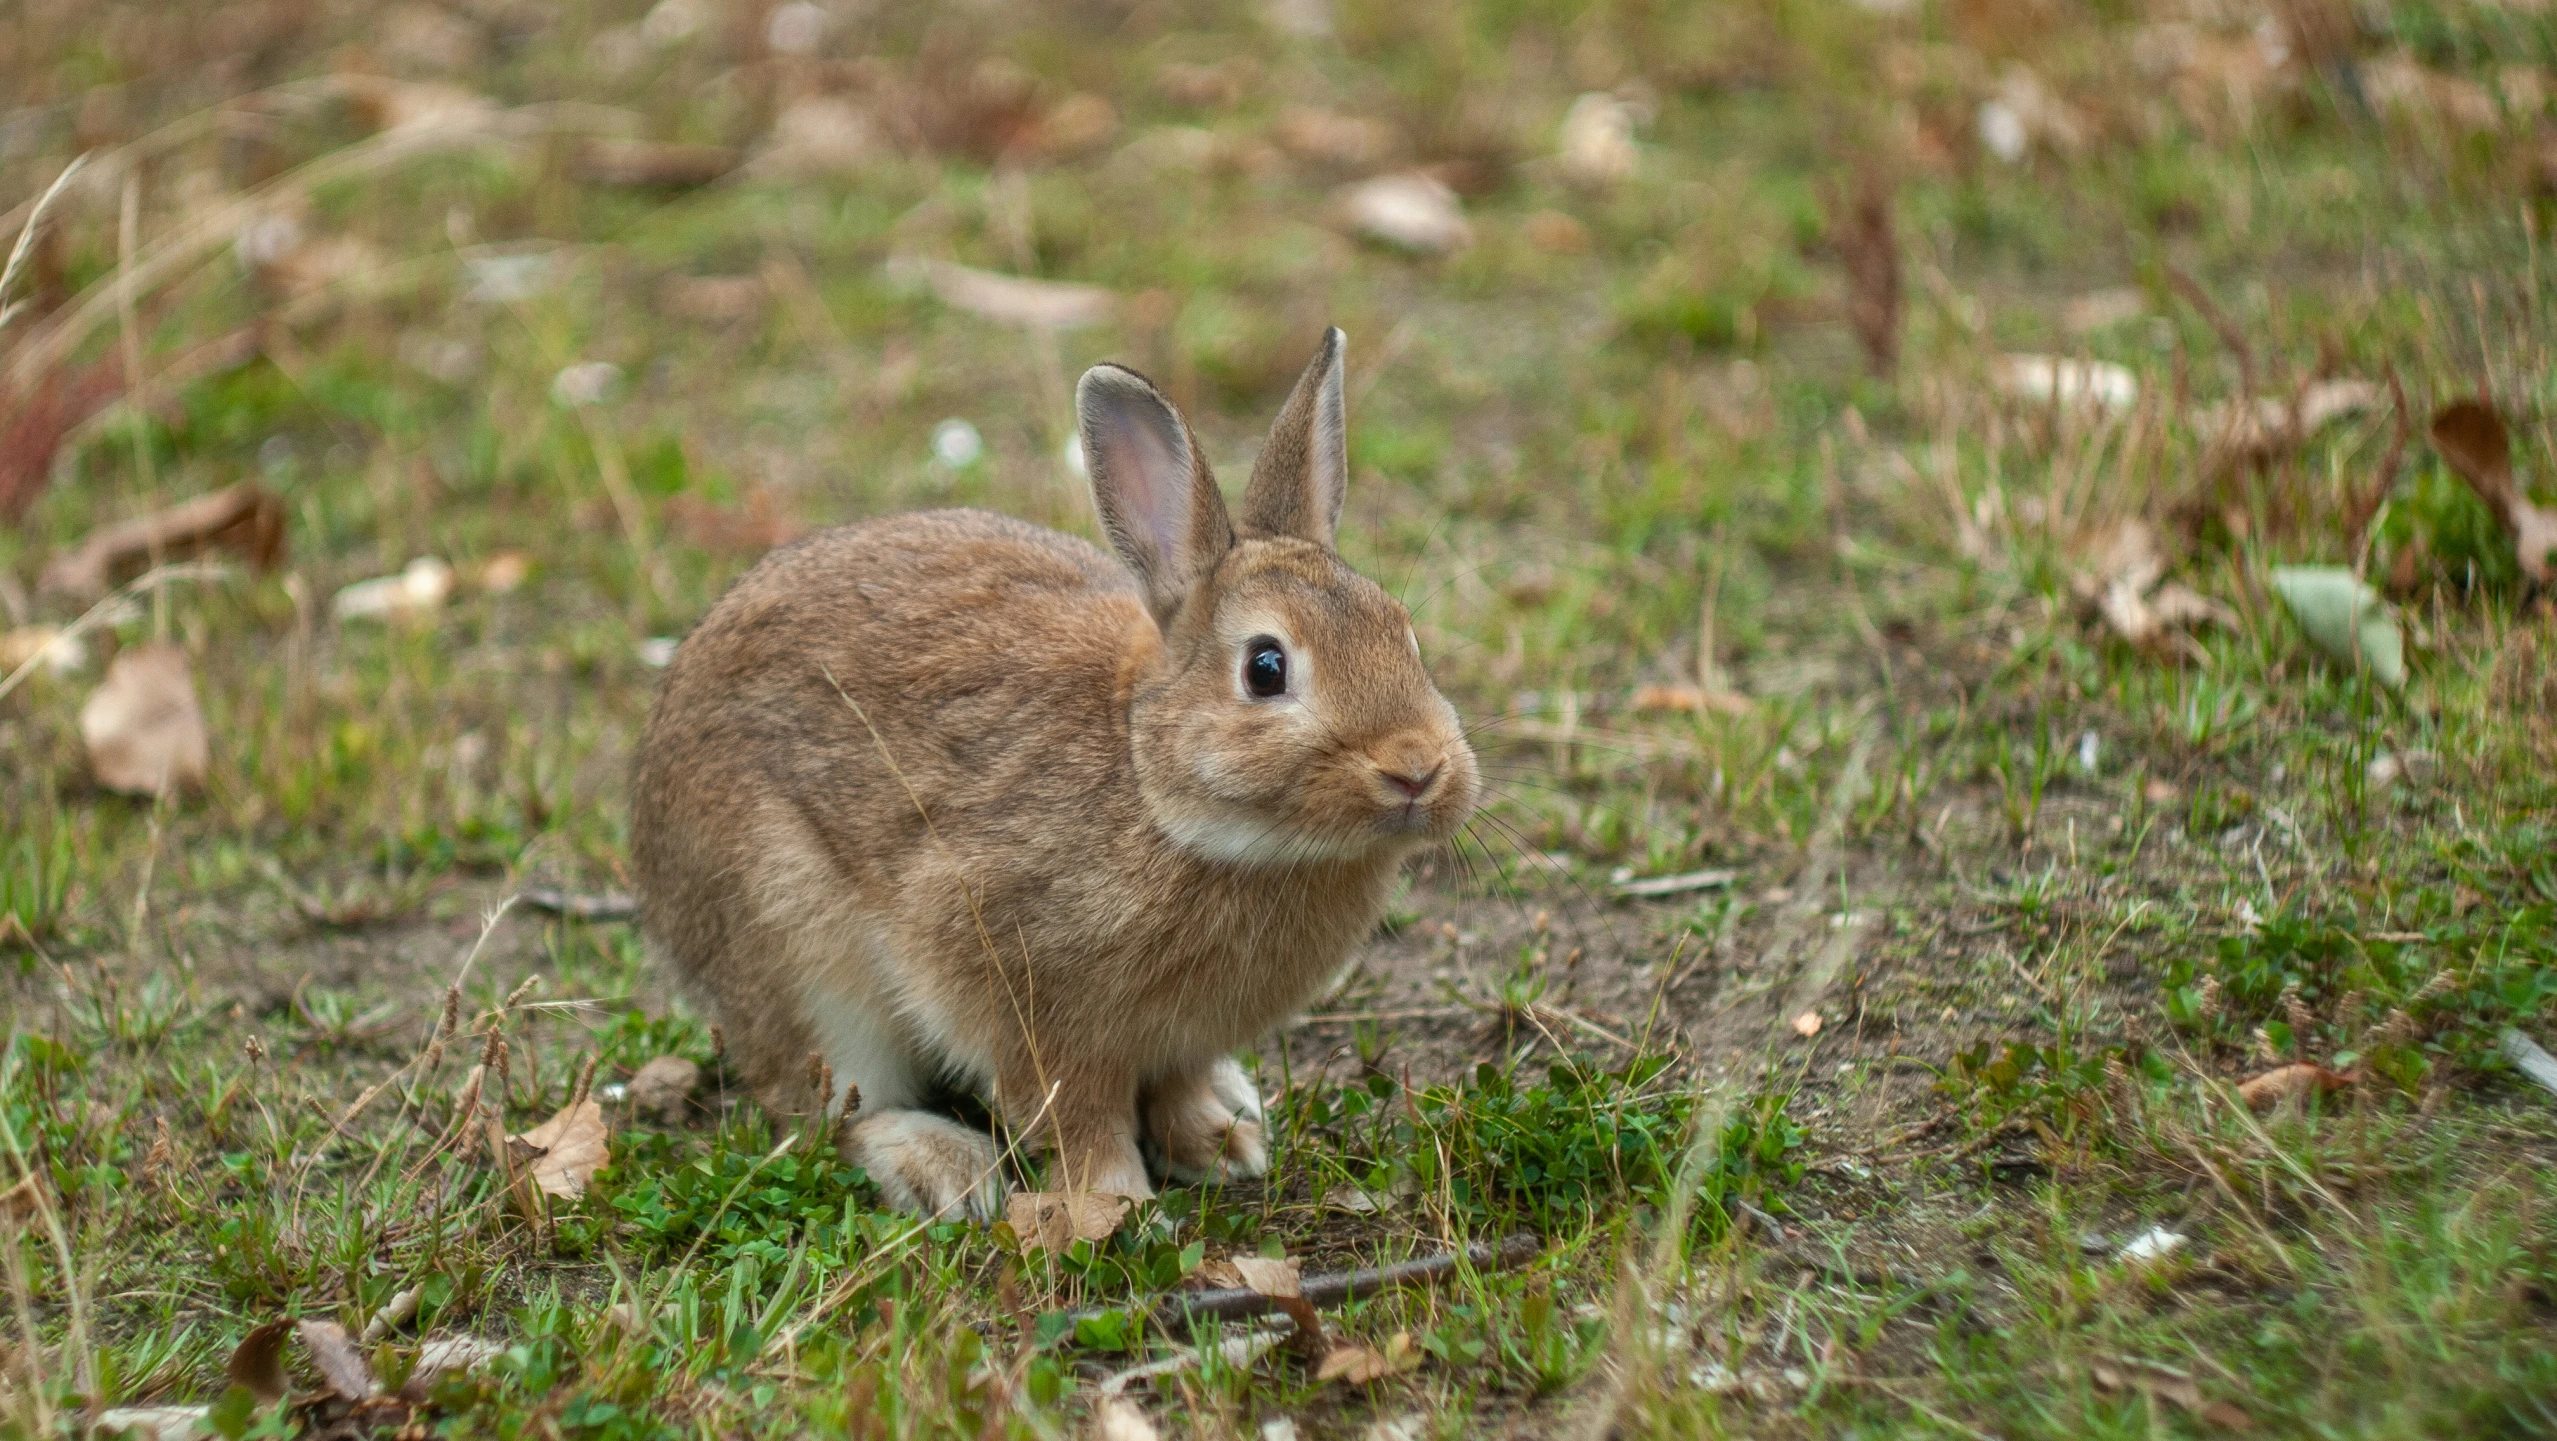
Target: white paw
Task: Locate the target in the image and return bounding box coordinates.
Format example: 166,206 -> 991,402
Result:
842,1110 -> 1006,1223
1155,1057 -> 1269,1184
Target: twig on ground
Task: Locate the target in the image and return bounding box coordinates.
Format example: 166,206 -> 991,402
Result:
1065,1234 -> 1541,1340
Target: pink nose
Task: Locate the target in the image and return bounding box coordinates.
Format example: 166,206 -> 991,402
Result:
1382,765 -> 1440,800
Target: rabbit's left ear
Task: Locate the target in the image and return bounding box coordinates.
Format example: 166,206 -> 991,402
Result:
1079,363 -> 1234,628
1238,327 -> 1347,549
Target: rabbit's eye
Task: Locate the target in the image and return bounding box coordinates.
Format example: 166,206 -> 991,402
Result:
1243,637 -> 1288,698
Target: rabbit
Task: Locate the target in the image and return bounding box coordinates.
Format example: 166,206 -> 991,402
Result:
630,329 -> 1477,1220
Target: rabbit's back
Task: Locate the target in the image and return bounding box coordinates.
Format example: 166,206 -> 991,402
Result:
630,509 -> 1155,1095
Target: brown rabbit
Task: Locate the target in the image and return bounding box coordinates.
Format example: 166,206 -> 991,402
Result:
631,330 -> 1477,1219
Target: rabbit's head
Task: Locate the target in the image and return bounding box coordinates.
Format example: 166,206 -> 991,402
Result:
1080,329 -> 1478,867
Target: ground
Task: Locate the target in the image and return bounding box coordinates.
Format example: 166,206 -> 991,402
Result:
4,0 -> 2557,1437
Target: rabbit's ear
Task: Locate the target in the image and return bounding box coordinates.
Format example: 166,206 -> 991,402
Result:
1239,327 -> 1347,548
1079,364 -> 1234,625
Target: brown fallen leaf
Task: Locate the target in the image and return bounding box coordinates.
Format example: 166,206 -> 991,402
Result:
2236,1062 -> 2352,1110
1273,107 -> 1400,169
1628,683 -> 1753,716
37,482 -> 285,600
296,1318 -> 375,1402
2207,378 -> 2382,459
2074,521 -> 2233,648
1196,1254 -> 1301,1297
624,1055 -> 701,1121
2432,399 -> 2557,585
900,258 -> 1115,331
228,1319 -> 293,1402
1337,174 -> 1472,256
1556,93 -> 1639,186
2089,1356 -> 2254,1429
0,364 -> 125,520
1313,1331 -> 1421,1385
572,138 -> 738,188
1008,1191 -> 1132,1254
509,1098 -> 609,1200
0,1172 -> 43,1225
80,643 -> 210,797
1024,93 -> 1120,159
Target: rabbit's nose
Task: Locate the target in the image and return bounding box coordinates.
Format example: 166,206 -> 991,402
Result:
1380,763 -> 1442,800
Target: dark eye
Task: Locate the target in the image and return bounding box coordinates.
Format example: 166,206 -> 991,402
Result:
1243,637 -> 1288,698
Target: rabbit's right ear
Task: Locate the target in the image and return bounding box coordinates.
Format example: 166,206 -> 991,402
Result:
1079,364 -> 1234,627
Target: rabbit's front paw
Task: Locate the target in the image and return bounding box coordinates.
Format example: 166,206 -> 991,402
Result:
1147,1057 -> 1268,1184
842,1110 -> 1006,1222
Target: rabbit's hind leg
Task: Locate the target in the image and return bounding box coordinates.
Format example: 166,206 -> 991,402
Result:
1142,1055 -> 1268,1184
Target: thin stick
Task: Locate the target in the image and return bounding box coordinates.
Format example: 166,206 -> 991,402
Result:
1064,1234 -> 1542,1338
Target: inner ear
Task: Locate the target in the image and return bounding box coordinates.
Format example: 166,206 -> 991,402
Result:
1078,363 -> 1234,627
1238,327 -> 1347,547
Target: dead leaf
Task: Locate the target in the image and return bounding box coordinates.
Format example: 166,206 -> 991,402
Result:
508,1098 -> 609,1200
401,1335 -> 505,1401
1025,93 -> 1120,159
1338,174 -> 1472,256
95,1406 -> 211,1440
1,365 -> 125,521
37,482 -> 286,600
2089,1357 -> 2253,1429
227,1319 -> 292,1402
296,1318 -> 375,1401
2236,1062 -> 2352,1110
1792,1010 -> 1824,1037
1556,93 -> 1638,185
1628,683 -> 1752,715
2207,378 -> 2382,459
1273,106 -> 1399,169
1197,1254 -> 1302,1296
359,1285 -> 423,1344
624,1055 -> 701,1120
571,138 -> 738,187
1090,1396 -> 1162,1441
2432,398 -> 2557,585
332,557 -> 456,622
0,1173 -> 42,1226
80,643 -> 210,797
900,257 -> 1115,331
2271,566 -> 2405,687
334,75 -> 500,134
1007,1191 -> 1131,1253
1313,1331 -> 1421,1385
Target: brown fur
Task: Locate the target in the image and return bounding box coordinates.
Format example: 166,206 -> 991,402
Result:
631,330 -> 1477,1214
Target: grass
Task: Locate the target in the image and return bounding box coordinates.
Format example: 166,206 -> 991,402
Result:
5,0 -> 2557,1436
